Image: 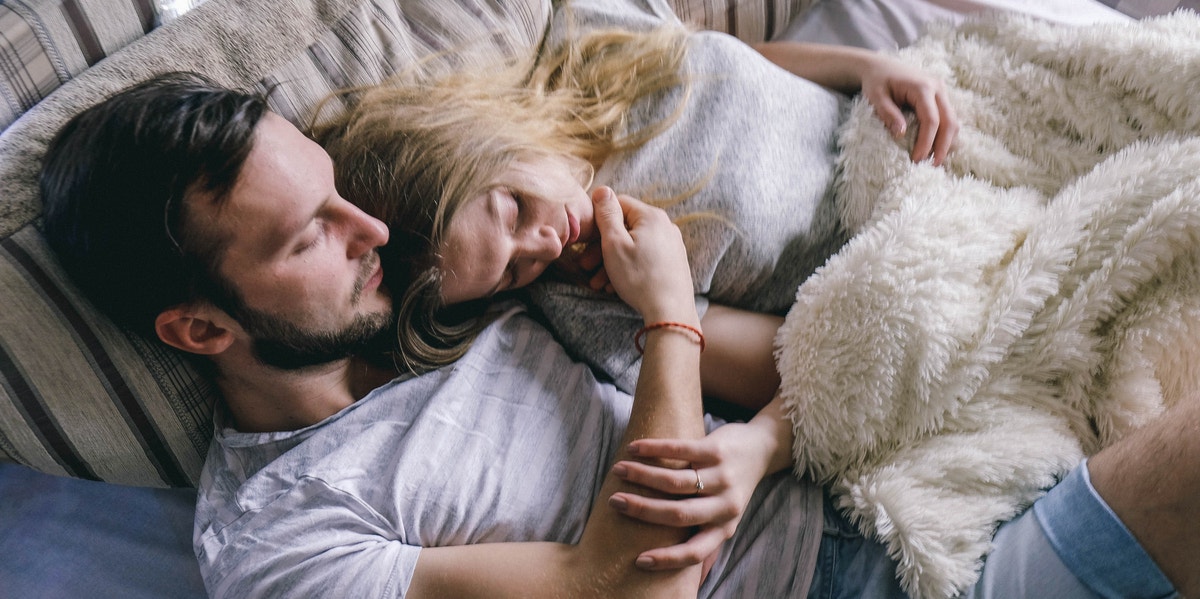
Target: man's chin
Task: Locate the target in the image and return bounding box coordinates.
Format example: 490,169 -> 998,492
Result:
249,311 -> 395,371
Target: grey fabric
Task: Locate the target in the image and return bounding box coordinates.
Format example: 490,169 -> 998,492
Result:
530,0 -> 847,394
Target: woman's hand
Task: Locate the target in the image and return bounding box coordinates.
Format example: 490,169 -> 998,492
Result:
606,422 -> 776,572
591,186 -> 695,322
859,54 -> 958,166
752,41 -> 958,166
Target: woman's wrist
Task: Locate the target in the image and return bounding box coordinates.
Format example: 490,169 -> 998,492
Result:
639,298 -> 700,328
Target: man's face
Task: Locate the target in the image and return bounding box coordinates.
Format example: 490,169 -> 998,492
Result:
199,113 -> 394,369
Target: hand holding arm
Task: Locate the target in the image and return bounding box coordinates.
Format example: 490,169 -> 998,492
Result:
608,394 -> 795,571
752,41 -> 958,165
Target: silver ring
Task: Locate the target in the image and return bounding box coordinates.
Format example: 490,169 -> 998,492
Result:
693,468 -> 705,493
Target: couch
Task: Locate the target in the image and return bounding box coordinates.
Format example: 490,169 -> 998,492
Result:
0,0 -> 1181,596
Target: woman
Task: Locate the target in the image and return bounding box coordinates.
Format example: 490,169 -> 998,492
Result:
312,0 -> 956,578
314,0 -> 956,407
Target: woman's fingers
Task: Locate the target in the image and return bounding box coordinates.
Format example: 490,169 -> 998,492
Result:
634,526 -> 732,571
608,491 -> 738,527
591,186 -> 629,243
930,91 -> 958,166
613,459 -> 716,496
867,88 -> 907,138
628,437 -> 720,464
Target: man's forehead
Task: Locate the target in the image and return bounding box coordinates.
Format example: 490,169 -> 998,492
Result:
202,113 -> 326,255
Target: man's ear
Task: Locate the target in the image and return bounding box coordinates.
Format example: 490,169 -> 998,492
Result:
154,305 -> 236,355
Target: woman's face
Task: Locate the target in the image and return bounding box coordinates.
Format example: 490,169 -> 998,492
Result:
439,155 -> 597,304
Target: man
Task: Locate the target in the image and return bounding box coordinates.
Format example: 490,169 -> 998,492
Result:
41,73 -> 1191,598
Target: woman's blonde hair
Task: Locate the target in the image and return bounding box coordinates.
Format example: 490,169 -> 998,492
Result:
311,23 -> 689,373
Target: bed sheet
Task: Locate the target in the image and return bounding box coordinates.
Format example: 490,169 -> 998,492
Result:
776,0 -> 1130,49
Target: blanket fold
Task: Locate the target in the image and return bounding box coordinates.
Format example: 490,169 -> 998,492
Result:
777,12 -> 1200,598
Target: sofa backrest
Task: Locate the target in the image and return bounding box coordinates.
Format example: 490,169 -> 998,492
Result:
0,0 -> 814,487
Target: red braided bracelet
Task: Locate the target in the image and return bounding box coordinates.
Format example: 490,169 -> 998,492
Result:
634,321 -> 705,354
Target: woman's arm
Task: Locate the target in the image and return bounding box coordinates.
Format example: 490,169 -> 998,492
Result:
752,41 -> 958,165
699,303 -> 783,412
408,187 -> 707,598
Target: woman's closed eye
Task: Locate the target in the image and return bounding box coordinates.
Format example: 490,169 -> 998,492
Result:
506,188 -> 524,234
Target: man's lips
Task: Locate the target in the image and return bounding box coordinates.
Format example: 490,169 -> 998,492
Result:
364,262 -> 383,291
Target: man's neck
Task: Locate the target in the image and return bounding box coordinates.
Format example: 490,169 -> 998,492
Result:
213,346 -> 398,433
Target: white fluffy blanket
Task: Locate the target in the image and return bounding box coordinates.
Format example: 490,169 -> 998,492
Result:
776,11 -> 1200,598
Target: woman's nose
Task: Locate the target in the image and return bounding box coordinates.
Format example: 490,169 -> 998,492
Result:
515,225 -> 561,262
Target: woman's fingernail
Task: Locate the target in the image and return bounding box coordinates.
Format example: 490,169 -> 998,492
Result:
609,495 -> 629,512
612,463 -> 628,477
627,443 -> 640,455
636,556 -> 655,569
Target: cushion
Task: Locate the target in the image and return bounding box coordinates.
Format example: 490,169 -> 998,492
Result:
0,0 -> 173,134
0,462 -> 205,598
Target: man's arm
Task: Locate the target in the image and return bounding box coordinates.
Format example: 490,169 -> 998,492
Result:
409,187 -> 706,598
1088,392 -> 1200,595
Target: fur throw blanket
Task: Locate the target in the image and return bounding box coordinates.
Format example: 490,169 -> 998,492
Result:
776,11 -> 1200,598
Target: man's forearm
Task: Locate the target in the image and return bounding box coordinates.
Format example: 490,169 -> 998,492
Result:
571,321 -> 706,596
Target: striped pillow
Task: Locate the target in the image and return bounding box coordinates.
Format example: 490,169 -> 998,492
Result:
0,0 -> 165,134
0,227 -> 212,487
668,0 -> 817,42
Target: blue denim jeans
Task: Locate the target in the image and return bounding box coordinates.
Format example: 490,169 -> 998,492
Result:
806,460 -> 1178,599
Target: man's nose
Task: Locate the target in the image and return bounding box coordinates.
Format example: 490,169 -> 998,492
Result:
344,202 -> 390,257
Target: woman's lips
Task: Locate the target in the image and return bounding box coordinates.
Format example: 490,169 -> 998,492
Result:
566,211 -> 580,247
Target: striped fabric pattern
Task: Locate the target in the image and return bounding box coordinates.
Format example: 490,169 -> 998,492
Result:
0,227 -> 211,486
0,0 -> 159,133
669,0 -> 817,42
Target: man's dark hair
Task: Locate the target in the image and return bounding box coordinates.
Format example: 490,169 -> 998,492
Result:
41,72 -> 268,336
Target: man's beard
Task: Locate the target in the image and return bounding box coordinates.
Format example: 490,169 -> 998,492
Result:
235,305 -> 393,370
221,253 -> 394,370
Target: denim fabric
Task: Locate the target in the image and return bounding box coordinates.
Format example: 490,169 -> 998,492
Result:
809,459 -> 1180,599
806,492 -> 908,599
1033,459 -> 1178,599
